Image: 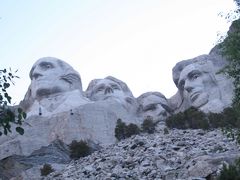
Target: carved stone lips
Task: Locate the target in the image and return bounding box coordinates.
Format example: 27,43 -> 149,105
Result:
103,95 -> 115,100
190,91 -> 201,102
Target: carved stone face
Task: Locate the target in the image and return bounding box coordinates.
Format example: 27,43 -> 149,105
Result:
137,92 -> 171,120
29,57 -> 82,99
90,79 -> 127,101
178,62 -> 220,108
86,76 -> 138,114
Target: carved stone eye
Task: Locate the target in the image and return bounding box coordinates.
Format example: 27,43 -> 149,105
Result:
144,104 -> 157,112
192,74 -> 199,80
96,86 -> 104,92
111,85 -> 120,90
39,62 -> 53,70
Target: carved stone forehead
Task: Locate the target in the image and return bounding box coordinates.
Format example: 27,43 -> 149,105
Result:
29,57 -> 79,78
143,95 -> 167,106
95,79 -> 119,87
179,64 -> 197,81
138,92 -> 167,105
86,76 -> 134,97
179,61 -> 214,83
137,92 -> 172,113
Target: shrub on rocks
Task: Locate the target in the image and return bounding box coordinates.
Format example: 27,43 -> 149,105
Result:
166,107 -> 209,129
40,163 -> 54,176
217,158 -> 240,180
208,107 -> 239,128
163,127 -> 169,134
115,119 -> 128,140
126,123 -> 140,137
141,116 -> 156,134
166,105 -> 240,145
69,140 -> 91,159
115,119 -> 140,141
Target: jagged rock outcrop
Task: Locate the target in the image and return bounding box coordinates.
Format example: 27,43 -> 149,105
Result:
45,126 -> 240,180
0,139 -> 70,180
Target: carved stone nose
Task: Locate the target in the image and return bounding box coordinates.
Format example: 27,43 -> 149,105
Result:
32,73 -> 43,80
104,87 -> 113,94
185,86 -> 193,93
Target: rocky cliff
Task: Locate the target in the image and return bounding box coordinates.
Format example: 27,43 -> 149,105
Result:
0,21 -> 238,180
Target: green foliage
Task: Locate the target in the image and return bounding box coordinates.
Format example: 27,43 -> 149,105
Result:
222,127 -> 240,144
186,107 -> 209,129
69,140 -> 91,159
166,107 -> 209,130
220,19 -> 240,105
166,106 -> 240,130
141,116 -> 156,134
115,119 -> 140,141
217,158 -> 240,180
208,106 -> 240,128
166,105 -> 240,144
126,123 -> 140,137
40,163 -> 54,176
0,68 -> 26,136
163,127 -> 169,134
115,119 -> 127,141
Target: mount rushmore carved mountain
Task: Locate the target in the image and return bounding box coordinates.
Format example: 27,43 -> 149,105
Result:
0,26 -> 238,179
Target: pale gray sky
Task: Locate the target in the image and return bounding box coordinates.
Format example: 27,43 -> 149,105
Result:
0,0 -> 236,104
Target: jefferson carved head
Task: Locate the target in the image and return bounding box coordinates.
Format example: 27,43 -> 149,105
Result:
86,76 -> 137,113
137,92 -> 172,120
178,60 -> 222,109
29,57 -> 82,100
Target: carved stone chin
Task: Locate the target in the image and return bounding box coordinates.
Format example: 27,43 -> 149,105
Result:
191,92 -> 209,108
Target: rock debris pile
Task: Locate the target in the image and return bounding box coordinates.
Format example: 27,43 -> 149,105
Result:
45,126 -> 240,180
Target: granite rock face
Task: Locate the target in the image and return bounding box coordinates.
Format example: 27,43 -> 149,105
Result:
0,139 -> 70,180
0,101 -> 141,160
0,58 -> 143,179
5,58 -> 141,158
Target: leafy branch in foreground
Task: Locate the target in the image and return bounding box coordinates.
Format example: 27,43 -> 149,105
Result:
0,68 -> 26,136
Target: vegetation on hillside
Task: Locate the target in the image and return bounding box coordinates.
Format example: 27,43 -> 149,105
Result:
0,68 -> 26,136
115,118 -> 157,141
69,140 -> 91,160
217,158 -> 240,180
40,164 -> 55,176
218,0 -> 240,105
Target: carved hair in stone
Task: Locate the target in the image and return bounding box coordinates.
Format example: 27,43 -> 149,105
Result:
137,92 -> 172,121
86,76 -> 137,113
178,60 -> 225,113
